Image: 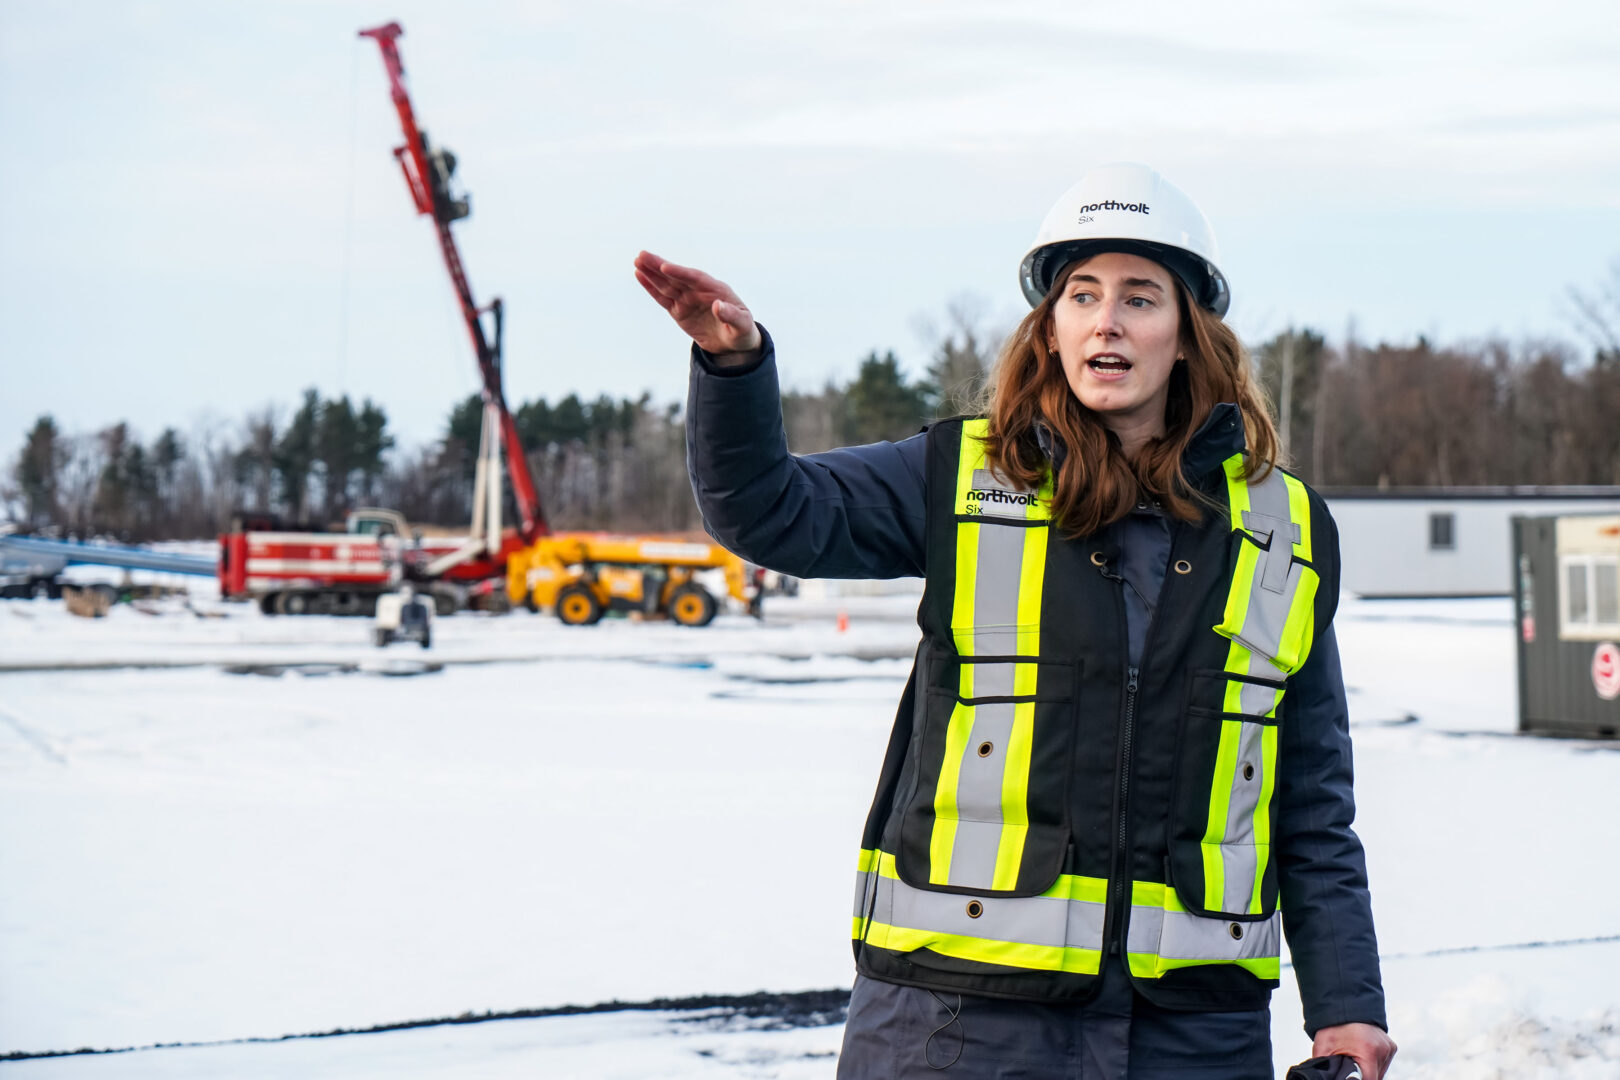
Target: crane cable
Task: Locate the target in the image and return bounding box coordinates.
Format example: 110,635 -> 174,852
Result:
335,39 -> 362,396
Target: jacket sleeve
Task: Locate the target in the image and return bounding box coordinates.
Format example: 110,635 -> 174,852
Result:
1274,622 -> 1389,1037
685,325 -> 928,579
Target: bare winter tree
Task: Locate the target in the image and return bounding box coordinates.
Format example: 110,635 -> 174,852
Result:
1567,256 -> 1620,363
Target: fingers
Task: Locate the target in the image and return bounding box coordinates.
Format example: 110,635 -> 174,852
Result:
634,268 -> 677,311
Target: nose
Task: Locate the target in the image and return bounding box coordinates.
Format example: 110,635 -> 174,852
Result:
1094,299 -> 1124,338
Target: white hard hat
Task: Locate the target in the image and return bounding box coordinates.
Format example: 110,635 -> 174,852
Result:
1018,162 -> 1230,315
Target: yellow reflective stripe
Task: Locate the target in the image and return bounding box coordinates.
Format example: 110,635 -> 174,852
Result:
1016,525 -> 1047,656
990,700 -> 1034,890
1274,565 -> 1320,674
929,700 -> 974,885
938,423 -> 983,884
852,915 -> 869,939
1126,951 -> 1281,980
868,846 -> 1104,901
1222,453 -> 1250,528
954,418 -> 989,515
1129,879 -> 1183,912
1216,534 -> 1260,640
1248,725 -> 1279,914
1221,650 -> 1250,713
1283,471 -> 1312,562
864,920 -> 1102,974
951,520 -> 979,657
857,848 -> 879,873
1200,718 -> 1241,910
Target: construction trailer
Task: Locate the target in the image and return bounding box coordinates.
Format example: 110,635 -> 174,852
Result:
1511,512 -> 1620,738
1324,486 -> 1620,598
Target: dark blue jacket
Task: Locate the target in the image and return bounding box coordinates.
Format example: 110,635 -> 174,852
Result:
685,327 -> 1386,1036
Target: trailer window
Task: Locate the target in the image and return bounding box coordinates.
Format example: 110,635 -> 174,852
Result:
1428,512 -> 1455,551
1561,555 -> 1620,637
1598,562 -> 1620,626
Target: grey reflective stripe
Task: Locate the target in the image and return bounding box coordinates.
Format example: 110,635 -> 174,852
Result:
854,867 -> 876,922
1232,471 -> 1307,663
944,515 -> 1030,887
870,870 -> 1105,953
1236,677 -> 1280,715
1218,720 -> 1268,912
968,522 -> 1026,655
1128,904 -> 1281,964
948,700 -> 1018,889
968,661 -> 1017,698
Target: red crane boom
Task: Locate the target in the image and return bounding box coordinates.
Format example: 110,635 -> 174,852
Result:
358,21 -> 548,545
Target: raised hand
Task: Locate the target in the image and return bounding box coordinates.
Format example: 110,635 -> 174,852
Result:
633,251 -> 762,358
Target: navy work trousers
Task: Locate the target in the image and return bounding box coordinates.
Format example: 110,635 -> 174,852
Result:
836,960 -> 1272,1080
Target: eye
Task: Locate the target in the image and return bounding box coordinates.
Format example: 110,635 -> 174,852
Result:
1127,295 -> 1155,309
1069,290 -> 1096,304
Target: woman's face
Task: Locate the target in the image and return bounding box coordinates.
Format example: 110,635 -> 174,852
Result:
1047,251 -> 1182,442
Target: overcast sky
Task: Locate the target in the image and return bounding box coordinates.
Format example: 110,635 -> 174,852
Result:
2,0 -> 1617,450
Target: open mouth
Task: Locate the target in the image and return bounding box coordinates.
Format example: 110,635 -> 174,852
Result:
1087,356 -> 1132,373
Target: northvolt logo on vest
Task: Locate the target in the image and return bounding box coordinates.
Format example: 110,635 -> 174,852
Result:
967,488 -> 1039,507
965,469 -> 1039,517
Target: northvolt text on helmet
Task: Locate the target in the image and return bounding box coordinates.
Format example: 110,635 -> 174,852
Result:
1076,200 -> 1150,216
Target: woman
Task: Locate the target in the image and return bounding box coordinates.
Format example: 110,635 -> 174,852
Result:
635,163 -> 1395,1080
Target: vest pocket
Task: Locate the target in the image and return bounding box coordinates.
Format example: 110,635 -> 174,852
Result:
1168,670 -> 1284,919
892,655 -> 1076,898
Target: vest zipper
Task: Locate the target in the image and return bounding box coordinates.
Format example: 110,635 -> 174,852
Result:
1111,665 -> 1140,954
1099,522 -> 1180,962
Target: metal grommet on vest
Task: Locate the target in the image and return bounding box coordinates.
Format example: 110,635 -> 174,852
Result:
1229,923 -> 1244,940
1243,763 -> 1255,781
1174,559 -> 1192,575
977,741 -> 994,757
1090,551 -> 1107,567
966,901 -> 984,919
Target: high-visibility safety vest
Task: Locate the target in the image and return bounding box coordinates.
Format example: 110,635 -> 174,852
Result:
851,416 -> 1339,1008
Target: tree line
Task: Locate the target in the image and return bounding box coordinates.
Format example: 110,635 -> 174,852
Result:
6,272 -> 1620,541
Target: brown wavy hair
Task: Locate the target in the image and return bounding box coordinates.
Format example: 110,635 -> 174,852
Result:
978,257 -> 1280,537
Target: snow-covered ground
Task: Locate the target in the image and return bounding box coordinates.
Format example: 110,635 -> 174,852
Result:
2,589 -> 1617,1077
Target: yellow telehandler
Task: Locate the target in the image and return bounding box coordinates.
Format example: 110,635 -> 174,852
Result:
505,533 -> 761,627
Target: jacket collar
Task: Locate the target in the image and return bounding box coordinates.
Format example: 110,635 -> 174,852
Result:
1034,402 -> 1246,485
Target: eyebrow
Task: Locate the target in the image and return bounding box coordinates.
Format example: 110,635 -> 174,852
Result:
1065,272 -> 1165,292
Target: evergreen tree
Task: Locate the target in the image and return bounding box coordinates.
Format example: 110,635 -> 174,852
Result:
919,300 -> 995,419
13,415 -> 66,529
843,350 -> 930,444
515,397 -> 555,451
316,395 -> 359,515
354,400 -> 393,503
550,394 -> 589,444
273,390 -> 320,520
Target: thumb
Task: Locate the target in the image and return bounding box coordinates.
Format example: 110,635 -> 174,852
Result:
712,298 -> 748,328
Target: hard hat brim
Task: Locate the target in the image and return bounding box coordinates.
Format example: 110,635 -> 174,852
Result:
1020,239 -> 1230,317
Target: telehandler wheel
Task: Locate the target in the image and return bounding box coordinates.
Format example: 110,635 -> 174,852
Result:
555,584 -> 604,626
668,583 -> 718,628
